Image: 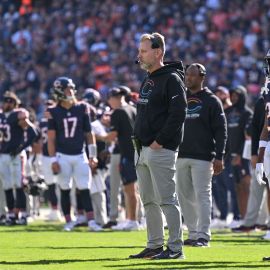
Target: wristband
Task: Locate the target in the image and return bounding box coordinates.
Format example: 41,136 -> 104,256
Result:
259,140 -> 268,148
50,156 -> 58,163
88,144 -> 97,158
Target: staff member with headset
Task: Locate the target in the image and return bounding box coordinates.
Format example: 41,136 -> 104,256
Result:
130,32 -> 187,260
176,63 -> 227,247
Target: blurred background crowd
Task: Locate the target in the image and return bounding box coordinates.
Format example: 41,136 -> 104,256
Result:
0,0 -> 269,120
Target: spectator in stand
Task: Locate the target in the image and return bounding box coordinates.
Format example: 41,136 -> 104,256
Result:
0,0 -> 268,113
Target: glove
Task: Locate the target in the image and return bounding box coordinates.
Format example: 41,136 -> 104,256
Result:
255,163 -> 266,185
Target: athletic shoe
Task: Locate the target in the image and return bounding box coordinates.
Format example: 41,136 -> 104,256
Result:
5,217 -> 17,226
210,218 -> 227,229
88,220 -> 103,232
193,238 -> 210,247
16,217 -> 27,225
74,215 -> 88,227
263,256 -> 270,261
255,224 -> 268,231
111,220 -> 128,231
63,221 -> 76,231
151,247 -> 185,260
129,247 -> 163,259
228,219 -> 242,229
45,210 -> 62,222
262,230 -> 270,240
231,225 -> 255,233
183,239 -> 196,246
123,220 -> 140,231
102,220 -> 117,229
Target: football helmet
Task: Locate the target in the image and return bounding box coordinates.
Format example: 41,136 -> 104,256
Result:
51,77 -> 76,101
83,88 -> 101,106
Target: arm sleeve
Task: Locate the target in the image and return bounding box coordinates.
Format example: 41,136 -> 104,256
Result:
155,74 -> 187,145
210,97 -> 227,160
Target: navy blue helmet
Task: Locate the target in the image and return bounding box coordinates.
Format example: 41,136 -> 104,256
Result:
51,77 -> 76,101
83,88 -> 101,106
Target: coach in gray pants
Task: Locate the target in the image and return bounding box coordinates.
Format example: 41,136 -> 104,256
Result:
130,32 -> 187,260
176,63 -> 227,247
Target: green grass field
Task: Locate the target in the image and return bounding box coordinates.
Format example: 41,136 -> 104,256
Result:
0,222 -> 269,270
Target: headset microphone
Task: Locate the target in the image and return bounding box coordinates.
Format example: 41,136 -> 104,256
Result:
135,60 -> 140,64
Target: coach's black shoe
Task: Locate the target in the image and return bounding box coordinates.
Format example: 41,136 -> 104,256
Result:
193,238 -> 210,247
263,256 -> 270,261
183,239 -> 196,246
231,225 -> 255,233
102,220 -> 117,229
129,247 -> 163,259
151,247 -> 185,260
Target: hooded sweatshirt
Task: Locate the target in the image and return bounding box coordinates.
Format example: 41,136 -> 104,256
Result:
226,87 -> 253,156
134,61 -> 187,151
178,87 -> 227,161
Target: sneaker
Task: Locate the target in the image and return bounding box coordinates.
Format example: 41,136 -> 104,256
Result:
183,239 -> 196,246
74,215 -> 88,227
5,217 -> 17,226
255,224 -> 268,231
102,220 -> 117,229
262,230 -> 270,240
231,225 -> 255,233
193,238 -> 210,247
88,220 -> 103,232
16,217 -> 27,225
229,219 -> 242,229
151,247 -> 185,260
123,220 -> 140,231
45,210 -> 62,222
111,220 -> 128,231
263,256 -> 270,261
129,247 -> 163,259
63,221 -> 76,231
210,218 -> 227,229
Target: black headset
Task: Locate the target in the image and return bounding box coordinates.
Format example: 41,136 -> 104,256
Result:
150,36 -> 160,49
185,63 -> 206,76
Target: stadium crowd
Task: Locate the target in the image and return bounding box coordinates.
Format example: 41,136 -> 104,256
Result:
0,0 -> 269,117
0,0 -> 270,255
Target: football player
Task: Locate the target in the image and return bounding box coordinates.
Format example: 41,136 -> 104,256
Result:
0,91 -> 38,225
39,99 -> 62,221
47,77 -> 97,231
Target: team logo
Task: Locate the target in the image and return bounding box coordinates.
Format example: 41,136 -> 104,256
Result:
187,97 -> 202,119
138,79 -> 154,104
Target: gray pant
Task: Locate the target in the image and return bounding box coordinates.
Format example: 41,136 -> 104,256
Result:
243,169 -> 268,226
136,146 -> 182,252
92,192 -> 107,226
0,180 -> 6,216
176,158 -> 213,241
109,154 -> 122,221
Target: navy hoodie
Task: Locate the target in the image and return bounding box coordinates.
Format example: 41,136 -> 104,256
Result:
226,87 -> 253,156
178,87 -> 227,161
134,61 -> 187,151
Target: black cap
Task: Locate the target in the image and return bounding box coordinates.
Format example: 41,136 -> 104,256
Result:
107,87 -> 127,98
